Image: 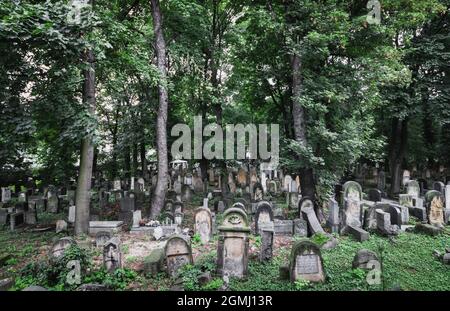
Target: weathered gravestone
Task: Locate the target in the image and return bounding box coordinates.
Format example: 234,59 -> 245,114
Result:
132,210 -> 142,228
446,185 -> 450,224
103,237 -> 122,273
326,198 -> 340,233
252,182 -> 264,202
89,221 -> 124,236
402,170 -> 411,187
194,207 -> 213,244
368,189 -> 382,202
165,235 -> 193,278
426,191 -> 445,228
56,220 -> 68,233
47,188 -> 59,213
259,229 -> 274,262
50,237 -> 76,260
254,201 -> 274,234
192,174 -> 204,193
216,208 -> 251,279
407,180 -> 420,198
95,231 -> 112,247
299,197 -> 325,236
1,188 -> 11,203
181,185 -> 193,202
289,240 -> 325,283
68,205 -> 76,223
376,209 -> 399,236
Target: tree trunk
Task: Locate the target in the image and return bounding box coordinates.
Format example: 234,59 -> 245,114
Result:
132,143 -> 138,176
75,48 -> 96,235
124,144 -> 131,179
389,118 -> 408,196
150,0 -> 169,218
140,142 -> 147,178
291,53 -> 316,200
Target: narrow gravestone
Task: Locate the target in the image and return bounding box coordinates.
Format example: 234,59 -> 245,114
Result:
216,208 -> 250,279
293,219 -> 308,237
165,235 -> 193,278
194,207 -> 213,244
103,237 -> 122,273
132,210 -> 142,228
259,229 -> 274,262
428,194 -> 445,228
68,205 -> 76,223
289,240 -> 325,283
368,189 -> 382,202
254,201 -> 274,234
326,198 -> 340,233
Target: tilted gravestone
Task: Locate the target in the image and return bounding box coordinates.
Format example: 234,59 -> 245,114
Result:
216,208 -> 250,279
252,182 -> 264,202
103,237 -> 122,273
165,235 -> 193,278
289,240 -> 325,283
254,201 -> 274,234
376,209 -> 399,236
194,207 -> 213,244
95,231 -> 112,247
47,188 -> 59,213
299,197 -> 325,236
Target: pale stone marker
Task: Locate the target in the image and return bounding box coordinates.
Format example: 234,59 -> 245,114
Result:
216,208 -> 250,279
68,205 -> 76,223
194,207 -> 213,244
103,237 -> 122,273
165,235 -> 193,278
300,197 -> 325,235
429,195 -> 445,227
254,201 -> 274,234
1,187 -> 11,203
289,240 -> 325,283
132,210 -> 142,228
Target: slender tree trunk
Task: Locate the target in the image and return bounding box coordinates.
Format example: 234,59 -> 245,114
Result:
124,145 -> 131,179
291,53 -> 316,200
140,142 -> 147,178
389,117 -> 408,196
75,48 -> 96,235
132,143 -> 138,176
150,0 -> 169,218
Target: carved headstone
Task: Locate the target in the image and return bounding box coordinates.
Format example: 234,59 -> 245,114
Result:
259,229 -> 274,262
103,237 -> 122,273
289,240 -> 325,283
254,201 -> 274,234
194,207 -> 213,244
216,208 -> 250,279
165,235 -> 193,278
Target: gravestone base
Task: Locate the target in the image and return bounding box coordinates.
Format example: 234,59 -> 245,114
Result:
273,220 -> 293,236
345,225 -> 369,242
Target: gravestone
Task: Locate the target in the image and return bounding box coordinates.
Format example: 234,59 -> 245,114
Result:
299,197 -> 325,236
25,201 -> 37,225
293,218 -> 308,237
376,210 -> 399,236
428,194 -> 445,227
341,181 -> 362,207
289,240 -> 325,283
174,211 -> 184,225
237,168 -> 247,187
273,219 -> 294,236
433,181 -> 445,194
103,237 -> 122,273
286,192 -> 299,209
68,205 -> 76,223
172,201 -> 184,214
56,220 -> 68,233
89,221 -> 124,236
181,185 -> 192,202
216,208 -> 250,279
50,237 -> 76,260
95,231 -> 112,247
283,175 -> 292,192
254,201 -> 274,234
252,182 -> 264,202
192,174 -> 204,193
407,180 -> 420,198
259,229 -> 274,262
326,198 -> 340,233
132,210 -> 142,228
173,180 -> 182,195
113,179 -> 121,190
47,189 -> 59,213
368,189 -> 382,202
1,188 -> 11,203
402,170 -> 410,186
194,207 -> 213,244
165,235 -> 193,278
445,185 -> 450,224
342,198 -> 362,229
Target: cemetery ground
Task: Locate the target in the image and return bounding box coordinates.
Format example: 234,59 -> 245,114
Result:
1,194 -> 449,292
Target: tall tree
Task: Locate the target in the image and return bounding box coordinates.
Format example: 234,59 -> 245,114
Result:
150,0 -> 170,218
75,1 -> 96,235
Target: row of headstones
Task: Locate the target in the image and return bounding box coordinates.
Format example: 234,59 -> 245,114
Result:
327,180 -> 449,242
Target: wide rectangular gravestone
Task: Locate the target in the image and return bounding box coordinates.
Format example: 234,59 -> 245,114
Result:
273,220 -> 293,236
89,221 -> 124,236
289,241 -> 325,283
